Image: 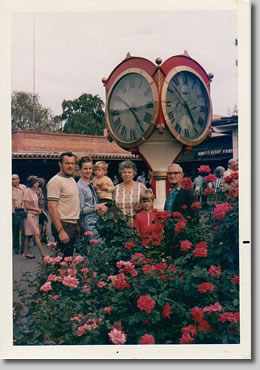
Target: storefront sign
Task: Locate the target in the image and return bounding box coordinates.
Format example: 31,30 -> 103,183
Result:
198,148 -> 233,157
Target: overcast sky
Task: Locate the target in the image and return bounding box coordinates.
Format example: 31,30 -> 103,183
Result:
11,8 -> 238,117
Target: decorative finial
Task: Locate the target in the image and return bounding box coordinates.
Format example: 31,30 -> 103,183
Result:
155,57 -> 162,65
208,73 -> 214,80
183,50 -> 190,57
125,52 -> 133,59
102,77 -> 107,86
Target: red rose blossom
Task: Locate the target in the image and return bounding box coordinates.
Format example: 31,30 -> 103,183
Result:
191,202 -> 201,210
198,282 -> 215,293
137,295 -> 155,314
175,218 -> 187,234
205,174 -> 217,184
181,177 -> 193,190
162,303 -> 172,319
198,165 -> 211,174
139,334 -> 155,344
191,306 -> 204,323
125,242 -> 136,250
232,274 -> 239,285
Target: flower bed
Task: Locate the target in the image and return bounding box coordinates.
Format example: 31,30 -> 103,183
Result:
14,170 -> 239,345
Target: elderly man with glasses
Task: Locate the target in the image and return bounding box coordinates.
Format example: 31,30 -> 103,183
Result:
164,163 -> 194,214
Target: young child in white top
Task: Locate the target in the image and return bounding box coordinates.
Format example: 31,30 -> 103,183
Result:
93,161 -> 114,207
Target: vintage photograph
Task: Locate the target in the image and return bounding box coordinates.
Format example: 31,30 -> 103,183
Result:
1,0 -> 251,360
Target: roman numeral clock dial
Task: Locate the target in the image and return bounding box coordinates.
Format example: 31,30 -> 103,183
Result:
162,68 -> 212,146
106,69 -> 159,148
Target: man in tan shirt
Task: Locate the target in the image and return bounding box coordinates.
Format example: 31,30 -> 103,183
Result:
47,152 -> 80,257
12,174 -> 26,254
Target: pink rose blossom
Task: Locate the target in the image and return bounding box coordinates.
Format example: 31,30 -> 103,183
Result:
51,295 -> 60,301
64,257 -> 73,263
218,312 -> 240,323
139,334 -> 155,344
74,256 -> 84,264
62,276 -> 79,288
104,306 -> 113,315
97,281 -> 107,288
108,328 -> 127,345
203,302 -> 222,314
89,239 -> 99,244
208,265 -> 222,278
40,282 -> 52,292
80,268 -> 89,274
83,285 -> 91,292
84,231 -> 94,236
180,240 -> 193,252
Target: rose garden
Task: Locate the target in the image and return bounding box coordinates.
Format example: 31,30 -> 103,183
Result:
13,167 -> 239,346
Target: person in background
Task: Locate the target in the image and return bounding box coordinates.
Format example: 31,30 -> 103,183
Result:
164,163 -> 194,214
93,161 -> 114,208
133,189 -> 163,248
12,174 -> 26,254
136,171 -> 146,185
77,156 -> 108,244
23,176 -> 46,259
113,160 -> 146,225
47,152 -> 80,257
212,166 -> 225,192
113,175 -> 119,186
36,177 -> 48,243
223,159 -> 238,178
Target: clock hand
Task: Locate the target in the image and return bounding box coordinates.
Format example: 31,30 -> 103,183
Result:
129,107 -> 145,133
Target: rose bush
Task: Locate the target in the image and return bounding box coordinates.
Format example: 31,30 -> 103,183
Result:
14,168 -> 239,345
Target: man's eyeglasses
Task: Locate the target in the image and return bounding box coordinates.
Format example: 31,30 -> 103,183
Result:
167,172 -> 182,175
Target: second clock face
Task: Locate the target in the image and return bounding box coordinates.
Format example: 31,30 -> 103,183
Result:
162,69 -> 212,145
107,71 -> 158,147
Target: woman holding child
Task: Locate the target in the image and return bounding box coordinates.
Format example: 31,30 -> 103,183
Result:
77,156 -> 107,242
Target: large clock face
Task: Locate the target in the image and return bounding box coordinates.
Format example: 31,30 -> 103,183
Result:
162,67 -> 212,145
106,69 -> 159,148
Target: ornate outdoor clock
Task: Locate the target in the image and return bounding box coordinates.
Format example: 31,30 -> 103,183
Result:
103,53 -> 213,209
106,68 -> 159,148
161,66 -> 212,146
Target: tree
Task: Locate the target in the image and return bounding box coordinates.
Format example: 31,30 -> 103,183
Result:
58,93 -> 106,136
12,91 -> 61,132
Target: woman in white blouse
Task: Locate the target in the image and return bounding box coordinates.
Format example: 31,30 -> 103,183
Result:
113,160 -> 146,224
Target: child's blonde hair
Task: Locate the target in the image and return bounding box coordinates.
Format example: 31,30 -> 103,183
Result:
94,161 -> 108,174
140,189 -> 155,202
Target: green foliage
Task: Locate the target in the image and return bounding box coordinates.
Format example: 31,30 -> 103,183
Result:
12,90 -> 61,132
58,93 -> 106,135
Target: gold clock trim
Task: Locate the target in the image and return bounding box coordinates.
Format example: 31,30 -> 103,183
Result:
105,68 -> 159,149
161,66 -> 212,146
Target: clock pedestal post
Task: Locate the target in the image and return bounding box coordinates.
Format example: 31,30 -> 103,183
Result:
136,127 -> 183,210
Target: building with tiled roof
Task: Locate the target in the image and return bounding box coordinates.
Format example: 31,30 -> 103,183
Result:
12,114 -> 238,182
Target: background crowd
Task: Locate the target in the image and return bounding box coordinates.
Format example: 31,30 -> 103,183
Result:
12,154 -> 238,259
